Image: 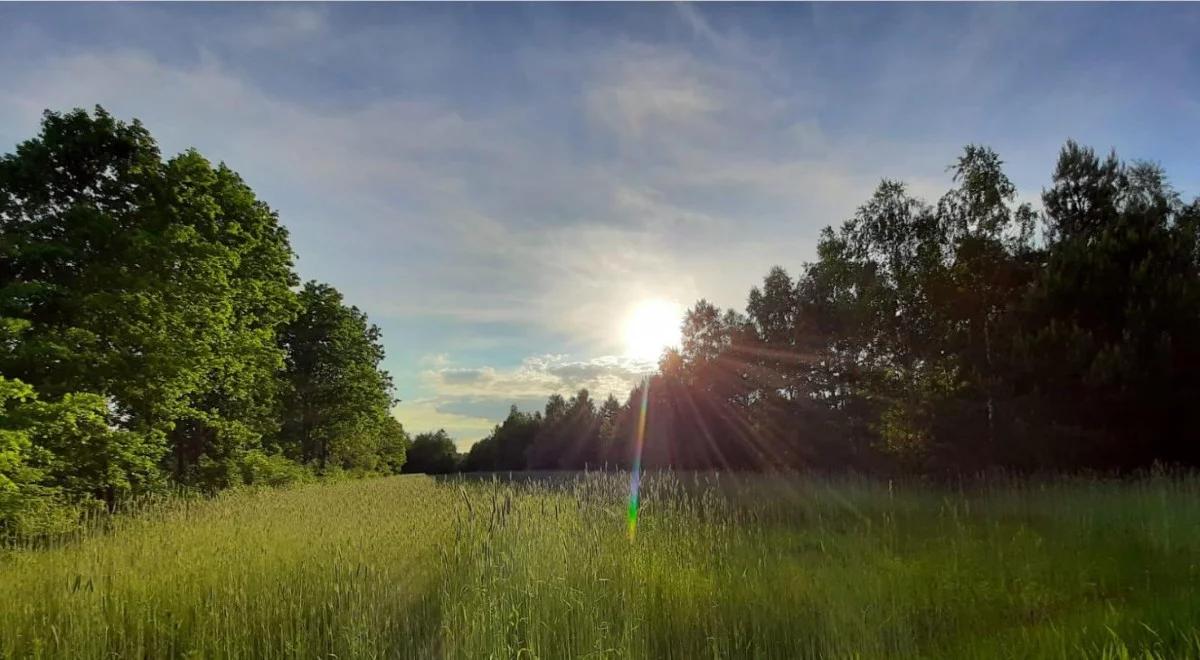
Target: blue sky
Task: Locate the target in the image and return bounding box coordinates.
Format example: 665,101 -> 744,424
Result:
2,3 -> 1197,448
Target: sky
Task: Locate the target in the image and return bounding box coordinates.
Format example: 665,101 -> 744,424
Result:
2,3 -> 1198,449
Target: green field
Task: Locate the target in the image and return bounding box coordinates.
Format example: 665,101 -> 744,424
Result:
3,472 -> 1200,659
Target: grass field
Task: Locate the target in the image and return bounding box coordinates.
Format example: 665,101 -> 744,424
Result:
4,472 -> 1200,659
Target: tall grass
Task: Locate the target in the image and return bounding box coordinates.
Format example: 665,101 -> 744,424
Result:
4,472 -> 1200,658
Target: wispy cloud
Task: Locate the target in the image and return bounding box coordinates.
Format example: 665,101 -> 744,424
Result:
232,6 -> 327,49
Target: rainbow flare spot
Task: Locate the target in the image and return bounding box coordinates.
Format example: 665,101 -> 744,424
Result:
626,379 -> 650,541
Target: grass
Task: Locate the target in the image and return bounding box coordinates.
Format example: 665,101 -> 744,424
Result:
4,471 -> 1200,658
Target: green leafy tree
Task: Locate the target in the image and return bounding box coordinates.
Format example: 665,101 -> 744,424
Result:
0,376 -> 56,533
0,107 -> 301,491
161,152 -> 299,488
1,108 -> 193,471
1016,143 -> 1200,467
277,282 -> 397,473
1,106 -> 409,529
376,415 -> 410,475
1,375 -> 160,532
401,429 -> 458,474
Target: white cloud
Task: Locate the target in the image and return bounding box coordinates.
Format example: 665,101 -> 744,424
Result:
391,399 -> 495,451
424,353 -> 651,403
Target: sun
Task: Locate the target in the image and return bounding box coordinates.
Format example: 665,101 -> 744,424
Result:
623,299 -> 683,362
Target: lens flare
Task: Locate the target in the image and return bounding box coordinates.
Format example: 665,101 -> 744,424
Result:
627,380 -> 650,541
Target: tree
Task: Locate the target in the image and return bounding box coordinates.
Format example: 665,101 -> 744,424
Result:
1014,144 -> 1200,467
1,107 -> 198,476
376,415 -> 410,475
0,106 -> 408,531
594,394 -> 624,466
0,107 -> 304,492
1,374 -> 162,534
622,141 -> 1200,474
526,389 -> 599,470
402,429 -> 459,474
0,376 -> 57,534
0,107 -> 301,491
161,153 -> 299,488
276,282 -> 399,473
461,405 -> 541,472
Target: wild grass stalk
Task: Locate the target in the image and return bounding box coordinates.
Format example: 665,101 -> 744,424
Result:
3,472 -> 1200,658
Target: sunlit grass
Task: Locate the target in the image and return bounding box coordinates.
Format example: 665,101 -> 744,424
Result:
4,472 -> 1200,658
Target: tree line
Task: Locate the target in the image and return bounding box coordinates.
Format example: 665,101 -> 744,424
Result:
454,142 -> 1200,476
5,107 -> 1198,527
1,108 -> 406,535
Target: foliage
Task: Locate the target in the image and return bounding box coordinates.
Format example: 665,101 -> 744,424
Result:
0,376 -> 63,536
464,142 -> 1199,476
402,429 -> 459,474
276,281 -> 402,474
0,107 -> 404,531
238,450 -> 315,488
527,389 -> 600,469
462,405 -> 542,472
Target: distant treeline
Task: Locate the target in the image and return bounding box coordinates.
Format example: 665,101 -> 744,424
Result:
1,108 -> 406,535
454,143 -> 1200,476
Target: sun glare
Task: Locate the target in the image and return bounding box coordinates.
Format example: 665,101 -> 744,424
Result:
623,299 -> 683,362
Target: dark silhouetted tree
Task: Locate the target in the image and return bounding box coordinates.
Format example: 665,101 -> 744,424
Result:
402,429 -> 459,474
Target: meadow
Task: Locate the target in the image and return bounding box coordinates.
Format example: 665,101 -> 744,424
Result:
3,472 -> 1200,659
